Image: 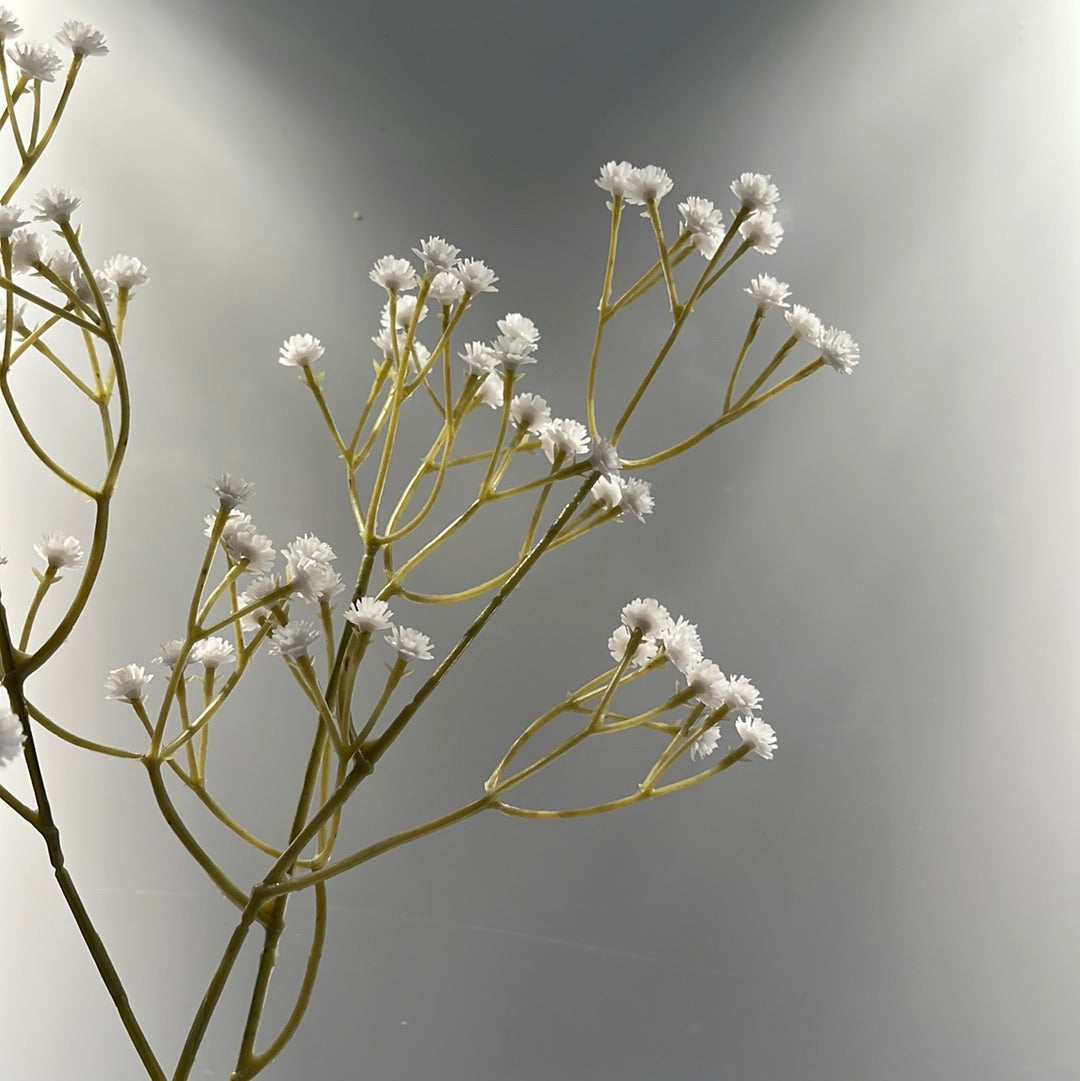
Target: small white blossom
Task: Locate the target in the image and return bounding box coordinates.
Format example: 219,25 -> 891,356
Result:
0,701 -> 25,766
745,274 -> 791,310
661,617 -> 703,675
237,576 -> 281,632
0,8 -> 22,41
386,625 -> 434,661
11,228 -> 44,270
492,335 -> 537,371
588,438 -> 621,479
684,659 -> 728,710
739,211 -> 784,255
817,326 -> 860,375
224,530 -> 276,575
287,558 -> 343,605
284,534 -> 336,566
476,370 -> 504,409
102,254 -> 149,293
56,20 -> 108,57
0,204 -> 26,238
723,674 -> 763,716
0,299 -> 26,332
496,313 -> 540,345
344,596 -> 393,633
590,474 -> 622,509
380,294 -> 427,331
453,258 -> 499,295
269,620 -> 320,658
620,597 -> 672,639
31,186 -> 80,224
618,476 -> 654,522
278,333 -> 324,368
429,270 -> 465,306
191,636 -> 235,670
35,532 -> 83,571
624,165 -> 674,206
678,196 -> 724,256
736,716 -> 777,760
152,640 -> 194,671
412,236 -> 460,275
595,160 -> 636,198
539,418 -> 590,463
460,341 -> 499,375
8,41 -> 63,82
104,664 -> 153,703
212,473 -> 254,509
690,725 -> 721,762
784,304 -> 824,344
730,172 -> 780,213
509,392 -> 550,434
369,255 -> 417,292
205,509 -> 255,541
607,624 -> 659,668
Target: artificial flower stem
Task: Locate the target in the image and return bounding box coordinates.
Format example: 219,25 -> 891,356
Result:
734,336 -> 798,409
586,195 -> 623,438
724,309 -> 764,413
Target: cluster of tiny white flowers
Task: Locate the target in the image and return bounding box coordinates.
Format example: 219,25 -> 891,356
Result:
284,534 -> 344,605
589,473 -> 654,523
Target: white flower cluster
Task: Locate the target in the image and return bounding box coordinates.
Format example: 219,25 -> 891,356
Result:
344,596 -> 434,662
607,597 -> 776,762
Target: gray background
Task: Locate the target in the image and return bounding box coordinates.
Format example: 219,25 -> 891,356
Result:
2,1 -> 1078,1079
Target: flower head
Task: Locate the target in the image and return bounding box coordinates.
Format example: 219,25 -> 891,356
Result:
0,701 -> 25,765
56,20 -> 108,57
105,664 -> 153,703
429,270 -> 465,306
236,576 -> 282,632
211,473 -> 254,509
476,370 -> 504,409
0,203 -> 26,238
624,165 -> 674,206
453,258 -> 499,295
539,418 -> 589,463
509,392 -> 550,434
8,41 -> 63,82
35,532 -> 84,571
736,716 -> 777,760
0,8 -> 22,41
102,254 -> 149,293
620,597 -> 672,639
369,255 -> 417,292
784,304 -> 824,344
730,172 -> 780,213
31,186 -> 80,224
723,674 -> 763,715
278,332 -> 324,368
191,636 -> 235,670
344,596 -> 393,633
269,620 -> 320,658
607,624 -> 659,668
412,236 -> 460,275
684,659 -> 729,710
690,725 -> 721,762
223,530 -> 276,575
745,274 -> 791,310
678,196 -> 724,256
588,438 -> 621,479
738,211 -> 783,255
459,341 -> 498,375
817,326 -> 860,374
11,228 -> 44,270
385,625 -> 434,661
661,617 -> 703,674
152,640 -> 194,671
595,161 -> 636,198
618,476 -> 654,522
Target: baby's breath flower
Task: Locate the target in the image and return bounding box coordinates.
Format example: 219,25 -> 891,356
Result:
224,530 -> 276,575
476,370 -> 504,409
745,274 -> 791,310
104,664 -> 153,703
102,254 -> 149,293
429,270 -> 464,306
191,637 -> 235,670
620,597 -> 672,639
343,596 -> 393,633
237,576 -> 281,632
278,332 -> 324,368
817,326 -> 860,374
8,41 -> 63,82
618,476 -> 654,522
497,313 -> 540,345
730,172 -> 780,213
684,659 -> 728,710
369,255 -> 417,292
690,725 -> 721,762
35,532 -> 84,571
205,509 -> 255,540
509,392 -> 550,434
624,164 -> 674,206
152,640 -> 193,671
412,236 -> 460,275
784,304 -> 824,344
269,620 -> 319,658
453,258 -> 499,295
11,228 -> 44,270
0,299 -> 26,333
661,617 -> 703,674
459,341 -> 498,375
595,160 -> 636,198
31,186 -> 80,224
285,534 -> 336,566
736,716 -> 777,760
385,626 -> 434,661
0,702 -> 25,765
590,474 -> 622,510
0,8 -> 22,41
0,204 -> 26,237
739,211 -> 783,255
211,474 -> 254,510
589,438 -> 621,479
679,196 -> 724,255
607,624 -> 659,668
56,20 -> 108,57
723,674 -> 763,715
381,294 -> 426,331
539,418 -> 589,463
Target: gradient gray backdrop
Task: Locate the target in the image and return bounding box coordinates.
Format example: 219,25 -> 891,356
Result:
2,1 -> 1078,1079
